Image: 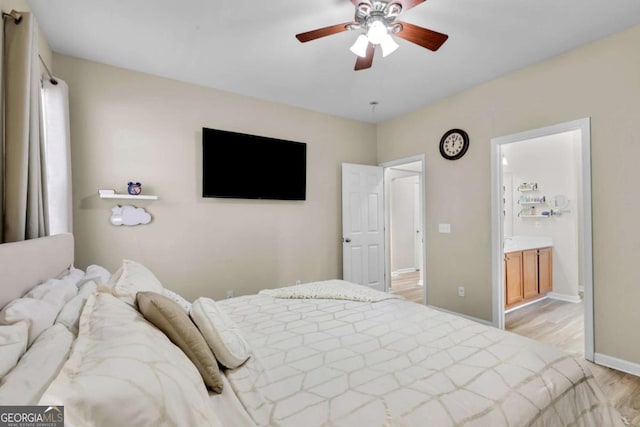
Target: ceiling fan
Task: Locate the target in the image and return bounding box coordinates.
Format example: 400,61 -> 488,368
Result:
296,0 -> 448,71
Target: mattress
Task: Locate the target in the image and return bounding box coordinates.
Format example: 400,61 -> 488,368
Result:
218,294 -> 623,426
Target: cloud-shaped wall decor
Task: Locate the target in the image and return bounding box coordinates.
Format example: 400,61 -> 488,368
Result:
110,205 -> 152,226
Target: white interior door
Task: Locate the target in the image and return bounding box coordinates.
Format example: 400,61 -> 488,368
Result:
342,163 -> 385,291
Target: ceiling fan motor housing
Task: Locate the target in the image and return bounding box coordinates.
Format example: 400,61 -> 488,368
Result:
353,1 -> 403,35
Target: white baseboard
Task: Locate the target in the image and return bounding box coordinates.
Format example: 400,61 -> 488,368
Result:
504,296 -> 549,314
547,292 -> 582,303
391,268 -> 418,276
594,353 -> 640,377
428,305 -> 493,326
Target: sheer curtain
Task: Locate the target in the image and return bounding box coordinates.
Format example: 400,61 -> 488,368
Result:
41,79 -> 73,236
1,11 -> 72,243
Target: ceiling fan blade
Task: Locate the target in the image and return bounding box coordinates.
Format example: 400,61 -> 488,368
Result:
296,22 -> 354,43
395,21 -> 448,51
394,0 -> 426,11
354,43 -> 375,71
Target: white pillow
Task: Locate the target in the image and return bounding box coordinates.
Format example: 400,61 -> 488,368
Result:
162,288 -> 192,313
0,321 -> 29,378
24,279 -> 77,311
0,299 -> 59,346
40,292 -> 222,426
76,265 -> 111,287
190,297 -> 251,369
0,323 -> 74,404
56,281 -> 98,335
108,260 -> 164,307
56,267 -> 85,284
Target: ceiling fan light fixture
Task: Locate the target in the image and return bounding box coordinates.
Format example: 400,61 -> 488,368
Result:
380,33 -> 399,57
366,20 -> 387,45
385,3 -> 402,18
357,3 -> 372,17
350,34 -> 370,57
389,22 -> 403,34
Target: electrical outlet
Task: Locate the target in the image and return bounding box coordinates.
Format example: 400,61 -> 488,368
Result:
226,290 -> 234,299
439,223 -> 451,233
458,286 -> 465,297
296,280 -> 301,285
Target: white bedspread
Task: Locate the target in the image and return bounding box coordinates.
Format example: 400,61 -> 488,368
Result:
259,280 -> 401,303
218,294 -> 624,427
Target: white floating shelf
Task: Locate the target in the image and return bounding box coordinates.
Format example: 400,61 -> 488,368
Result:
518,201 -> 546,205
99,193 -> 158,200
519,214 -> 549,218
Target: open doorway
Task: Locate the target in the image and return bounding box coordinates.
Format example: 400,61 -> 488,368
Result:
491,118 -> 594,361
340,156 -> 426,303
380,156 -> 426,304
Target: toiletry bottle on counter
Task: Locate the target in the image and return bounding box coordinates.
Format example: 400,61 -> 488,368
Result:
531,206 -> 536,215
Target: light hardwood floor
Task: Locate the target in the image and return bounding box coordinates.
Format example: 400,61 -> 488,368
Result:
390,273 -> 640,423
507,298 -> 640,426
390,271 -> 423,303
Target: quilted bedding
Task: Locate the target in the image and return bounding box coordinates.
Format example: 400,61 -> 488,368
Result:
218,293 -> 624,427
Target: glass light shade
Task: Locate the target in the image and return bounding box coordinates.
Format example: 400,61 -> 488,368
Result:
380,34 -> 399,57
350,34 -> 369,57
366,20 -> 387,45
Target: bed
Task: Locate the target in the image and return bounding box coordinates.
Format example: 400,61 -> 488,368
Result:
0,234 -> 625,426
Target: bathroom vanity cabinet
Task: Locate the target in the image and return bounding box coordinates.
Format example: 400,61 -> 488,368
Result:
505,247 -> 552,309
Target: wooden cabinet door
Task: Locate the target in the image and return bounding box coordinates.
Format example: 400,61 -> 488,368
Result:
538,247 -> 553,294
522,249 -> 539,299
505,252 -> 523,307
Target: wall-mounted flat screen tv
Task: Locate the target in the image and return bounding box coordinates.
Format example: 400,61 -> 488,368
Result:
202,128 -> 306,200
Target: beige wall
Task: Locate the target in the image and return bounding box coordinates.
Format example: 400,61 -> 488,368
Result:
377,24 -> 640,364
53,54 -> 376,301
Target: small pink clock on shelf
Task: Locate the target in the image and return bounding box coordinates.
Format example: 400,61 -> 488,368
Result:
127,182 -> 142,195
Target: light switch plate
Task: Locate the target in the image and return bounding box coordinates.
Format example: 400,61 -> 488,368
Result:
438,223 -> 451,233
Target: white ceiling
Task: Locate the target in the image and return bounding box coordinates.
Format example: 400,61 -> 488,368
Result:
28,0 -> 640,123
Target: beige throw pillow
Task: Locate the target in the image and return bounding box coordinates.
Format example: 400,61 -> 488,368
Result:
137,292 -> 223,393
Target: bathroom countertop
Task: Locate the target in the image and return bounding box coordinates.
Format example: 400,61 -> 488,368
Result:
504,236 -> 553,253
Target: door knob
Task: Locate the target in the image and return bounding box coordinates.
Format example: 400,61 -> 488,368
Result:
344,238 -> 351,243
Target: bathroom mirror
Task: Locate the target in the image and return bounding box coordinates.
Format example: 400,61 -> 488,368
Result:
553,195 -> 569,210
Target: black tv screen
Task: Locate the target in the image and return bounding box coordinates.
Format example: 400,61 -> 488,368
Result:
202,128 -> 306,200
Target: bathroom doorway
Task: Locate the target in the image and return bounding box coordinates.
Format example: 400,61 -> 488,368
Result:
490,118 -> 594,361
380,156 -> 426,304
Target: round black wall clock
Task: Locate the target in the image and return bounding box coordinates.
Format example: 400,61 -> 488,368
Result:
439,129 -> 469,160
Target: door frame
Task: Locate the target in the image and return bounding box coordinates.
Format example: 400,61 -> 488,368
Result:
380,155 -> 427,304
490,117 -> 594,361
